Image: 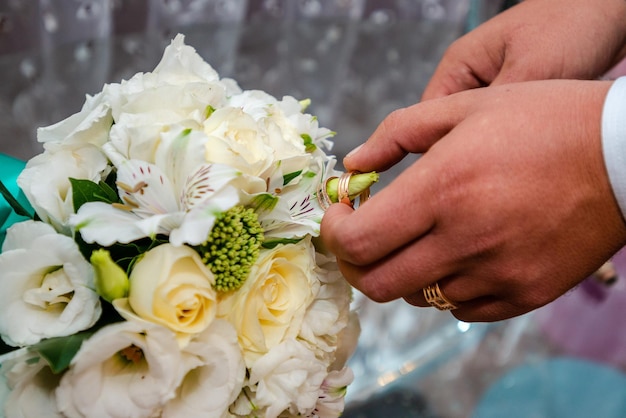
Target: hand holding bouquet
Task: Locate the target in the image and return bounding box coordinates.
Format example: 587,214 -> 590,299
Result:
0,35 -> 375,418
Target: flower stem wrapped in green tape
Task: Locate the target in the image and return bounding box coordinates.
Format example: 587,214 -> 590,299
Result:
325,171 -> 379,204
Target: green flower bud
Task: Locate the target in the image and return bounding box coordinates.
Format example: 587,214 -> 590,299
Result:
195,206 -> 264,293
90,249 -> 129,303
326,172 -> 379,203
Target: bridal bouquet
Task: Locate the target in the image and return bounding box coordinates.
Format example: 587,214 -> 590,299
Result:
0,35 -> 375,418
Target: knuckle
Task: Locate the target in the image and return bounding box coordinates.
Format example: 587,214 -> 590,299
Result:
337,229 -> 374,266
380,108 -> 407,135
325,219 -> 374,266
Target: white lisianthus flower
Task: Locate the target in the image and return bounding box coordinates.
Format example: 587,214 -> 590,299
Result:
103,34 -> 237,163
17,144 -> 108,233
311,368 -> 354,418
105,76 -> 227,165
0,221 -> 101,347
299,252 -> 355,360
114,243 -> 218,340
250,339 -> 327,418
2,350 -> 63,418
218,238 -> 319,366
37,90 -> 112,147
56,320 -> 183,418
162,320 -> 245,418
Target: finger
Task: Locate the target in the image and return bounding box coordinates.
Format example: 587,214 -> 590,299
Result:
342,92 -> 475,173
450,298 -> 531,322
321,161 -> 437,267
421,61 -> 488,101
405,294 -> 529,322
402,275 -> 498,308
328,225 -> 487,302
420,31 -> 505,101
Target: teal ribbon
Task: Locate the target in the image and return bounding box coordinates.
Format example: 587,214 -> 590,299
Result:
0,154 -> 34,246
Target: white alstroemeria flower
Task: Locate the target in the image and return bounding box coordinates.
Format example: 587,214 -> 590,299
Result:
0,221 -> 101,347
17,144 -> 108,233
252,158 -> 340,241
56,320 -> 183,418
72,128 -> 242,246
162,320 -> 245,418
37,90 -> 112,147
250,339 -> 327,418
3,350 -> 64,418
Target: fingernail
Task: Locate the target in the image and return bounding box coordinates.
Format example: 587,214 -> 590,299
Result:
345,144 -> 363,159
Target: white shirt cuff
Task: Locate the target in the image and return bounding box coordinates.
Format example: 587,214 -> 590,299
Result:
602,76 -> 626,219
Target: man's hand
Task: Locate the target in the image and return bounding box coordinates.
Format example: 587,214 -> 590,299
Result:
422,0 -> 626,100
322,80 -> 626,321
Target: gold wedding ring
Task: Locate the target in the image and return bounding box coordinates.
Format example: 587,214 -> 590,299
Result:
316,171 -> 371,211
338,172 -> 352,205
423,282 -> 458,311
317,176 -> 336,210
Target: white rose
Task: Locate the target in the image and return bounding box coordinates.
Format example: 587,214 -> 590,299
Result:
126,243 -> 218,337
17,144 -> 108,233
162,320 -> 245,418
37,90 -> 112,147
2,350 -> 63,418
218,238 -> 319,367
203,107 -> 276,177
229,91 -> 335,160
249,339 -> 327,418
56,320 -> 183,418
0,221 -> 101,347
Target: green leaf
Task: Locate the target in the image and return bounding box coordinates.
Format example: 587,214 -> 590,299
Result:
282,170 -> 302,186
0,179 -> 33,218
31,332 -> 94,374
70,178 -> 119,211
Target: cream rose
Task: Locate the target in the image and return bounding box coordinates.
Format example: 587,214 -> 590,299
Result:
218,238 -> 319,366
125,243 -> 217,336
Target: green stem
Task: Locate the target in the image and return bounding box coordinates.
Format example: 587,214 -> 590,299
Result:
326,172 -> 379,203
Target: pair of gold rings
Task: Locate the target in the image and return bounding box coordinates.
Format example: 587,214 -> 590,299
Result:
423,282 -> 458,311
317,171 -> 370,210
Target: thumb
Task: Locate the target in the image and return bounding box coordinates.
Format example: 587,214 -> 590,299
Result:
343,93 -> 473,173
